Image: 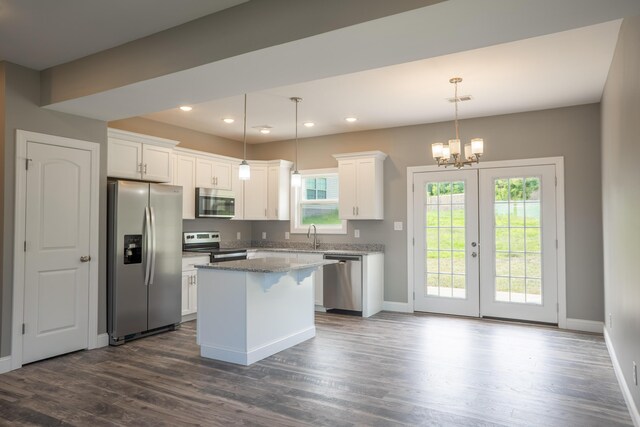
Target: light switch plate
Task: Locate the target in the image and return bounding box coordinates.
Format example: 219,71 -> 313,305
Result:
262,232 -> 267,239
236,231 -> 241,240
394,221 -> 403,231
354,229 -> 360,238
285,232 -> 290,240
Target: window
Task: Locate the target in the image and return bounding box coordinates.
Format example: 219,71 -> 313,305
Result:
291,169 -> 347,234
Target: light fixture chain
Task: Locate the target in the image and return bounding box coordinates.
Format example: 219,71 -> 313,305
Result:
454,79 -> 459,141
243,93 -> 247,161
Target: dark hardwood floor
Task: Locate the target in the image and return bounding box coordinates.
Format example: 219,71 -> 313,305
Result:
0,312 -> 631,426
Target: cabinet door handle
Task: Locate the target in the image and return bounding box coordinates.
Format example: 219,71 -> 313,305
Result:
144,164 -> 148,174
356,206 -> 359,216
264,208 -> 267,217
192,275 -> 196,285
353,207 -> 355,215
137,163 -> 143,173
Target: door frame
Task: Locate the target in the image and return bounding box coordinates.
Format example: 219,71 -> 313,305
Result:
407,157 -> 567,328
11,130 -> 101,370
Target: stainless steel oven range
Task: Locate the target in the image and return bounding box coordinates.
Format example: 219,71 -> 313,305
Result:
182,231 -> 247,262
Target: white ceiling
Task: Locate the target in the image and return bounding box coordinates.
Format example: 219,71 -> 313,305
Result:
0,0 -> 247,69
143,20 -> 621,144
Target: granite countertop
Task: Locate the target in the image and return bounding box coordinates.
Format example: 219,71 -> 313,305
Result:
246,247 -> 384,255
195,257 -> 338,273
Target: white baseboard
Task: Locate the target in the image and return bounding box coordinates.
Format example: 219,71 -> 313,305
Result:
96,333 -> 109,348
181,313 -> 197,323
0,356 -> 11,374
201,326 -> 316,366
604,327 -> 640,427
382,301 -> 412,313
565,318 -> 604,333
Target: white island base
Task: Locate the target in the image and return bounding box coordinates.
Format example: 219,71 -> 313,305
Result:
196,266 -> 317,365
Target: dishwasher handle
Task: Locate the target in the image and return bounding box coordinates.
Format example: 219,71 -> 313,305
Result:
323,254 -> 362,262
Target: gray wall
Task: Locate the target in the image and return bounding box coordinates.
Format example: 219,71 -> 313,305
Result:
0,62 -> 108,357
250,104 -> 604,321
601,15 -> 640,410
109,117 -> 245,159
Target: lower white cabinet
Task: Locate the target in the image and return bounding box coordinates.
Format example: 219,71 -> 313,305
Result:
182,256 -> 209,319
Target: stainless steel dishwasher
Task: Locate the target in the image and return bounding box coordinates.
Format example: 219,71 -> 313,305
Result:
323,254 -> 363,312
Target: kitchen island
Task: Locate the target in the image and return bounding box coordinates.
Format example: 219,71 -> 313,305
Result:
195,257 -> 336,365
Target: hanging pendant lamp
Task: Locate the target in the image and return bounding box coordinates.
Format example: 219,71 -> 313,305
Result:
290,97 -> 302,188
431,77 -> 484,169
238,94 -> 251,180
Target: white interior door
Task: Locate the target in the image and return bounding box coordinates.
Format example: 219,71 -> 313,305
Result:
23,142 -> 92,364
413,170 -> 480,317
479,165 -> 558,323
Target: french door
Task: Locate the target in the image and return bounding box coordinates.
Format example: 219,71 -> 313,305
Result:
413,170 -> 480,316
413,165 -> 558,324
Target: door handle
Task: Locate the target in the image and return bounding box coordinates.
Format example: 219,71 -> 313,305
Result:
149,207 -> 157,285
356,206 -> 359,216
144,207 -> 152,286
80,255 -> 91,262
353,207 -> 356,215
144,163 -> 148,174
471,252 -> 477,258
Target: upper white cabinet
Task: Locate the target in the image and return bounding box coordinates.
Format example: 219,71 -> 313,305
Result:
107,129 -> 177,183
174,154 -> 197,219
267,160 -> 292,220
333,151 -> 387,220
196,157 -> 232,190
243,165 -> 268,220
231,164 -> 245,220
244,160 -> 292,220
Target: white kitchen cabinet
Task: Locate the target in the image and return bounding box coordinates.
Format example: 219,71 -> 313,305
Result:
181,270 -> 197,316
231,164 -> 245,220
267,160 -> 292,220
107,129 -> 177,182
333,151 -> 387,220
243,165 -> 268,220
174,154 -> 197,219
196,157 -> 232,190
181,255 -> 209,320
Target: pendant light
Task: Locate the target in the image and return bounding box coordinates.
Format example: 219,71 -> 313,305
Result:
290,97 -> 302,188
431,77 -> 484,169
238,94 -> 250,180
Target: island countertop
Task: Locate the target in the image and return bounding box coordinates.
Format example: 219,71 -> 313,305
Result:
195,257 -> 337,273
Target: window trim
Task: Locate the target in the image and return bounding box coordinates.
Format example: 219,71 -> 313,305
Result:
290,168 -> 347,235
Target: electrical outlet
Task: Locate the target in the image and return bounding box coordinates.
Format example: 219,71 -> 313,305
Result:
609,313 -> 613,329
262,232 -> 267,240
285,232 -> 290,240
394,221 -> 403,231
236,231 -> 241,240
634,362 -> 637,386
354,229 -> 360,238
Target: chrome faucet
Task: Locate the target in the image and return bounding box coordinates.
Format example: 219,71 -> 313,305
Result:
307,224 -> 319,250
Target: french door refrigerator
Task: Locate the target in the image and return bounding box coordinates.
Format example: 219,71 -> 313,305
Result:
108,180 -> 182,345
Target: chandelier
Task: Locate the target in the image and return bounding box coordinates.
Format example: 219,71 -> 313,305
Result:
431,77 -> 484,168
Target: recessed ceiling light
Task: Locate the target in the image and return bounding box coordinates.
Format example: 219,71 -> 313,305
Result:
260,128 -> 271,134
179,106 -> 193,112
345,117 -> 357,122
222,118 -> 234,124
303,122 -> 315,128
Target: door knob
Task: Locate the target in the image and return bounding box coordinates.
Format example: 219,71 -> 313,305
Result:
471,242 -> 477,247
80,255 -> 92,262
471,252 -> 477,258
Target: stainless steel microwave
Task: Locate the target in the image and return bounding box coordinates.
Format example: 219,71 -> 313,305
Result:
195,188 -> 235,218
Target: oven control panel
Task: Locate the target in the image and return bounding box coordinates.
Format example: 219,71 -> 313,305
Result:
183,232 -> 221,245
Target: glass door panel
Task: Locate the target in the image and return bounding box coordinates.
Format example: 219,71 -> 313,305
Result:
414,170 -> 479,317
479,166 -> 557,323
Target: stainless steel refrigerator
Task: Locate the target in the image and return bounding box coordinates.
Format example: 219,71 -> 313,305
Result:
107,180 -> 182,345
